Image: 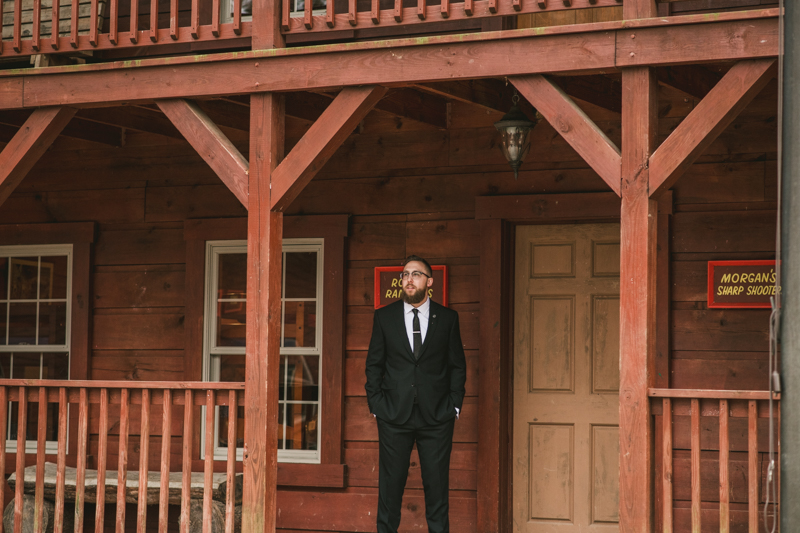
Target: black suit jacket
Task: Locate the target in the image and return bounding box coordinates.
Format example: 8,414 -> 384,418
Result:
365,299 -> 467,425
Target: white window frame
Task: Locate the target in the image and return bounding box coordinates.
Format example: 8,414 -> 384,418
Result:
220,0 -> 326,24
0,244 -> 73,455
202,239 -> 324,463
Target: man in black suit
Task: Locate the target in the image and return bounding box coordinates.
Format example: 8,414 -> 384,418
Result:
365,255 -> 467,533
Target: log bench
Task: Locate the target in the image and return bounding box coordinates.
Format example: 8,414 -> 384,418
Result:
4,463 -> 242,532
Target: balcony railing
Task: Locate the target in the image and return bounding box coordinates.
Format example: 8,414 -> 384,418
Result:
0,379 -> 244,533
650,388 -> 780,533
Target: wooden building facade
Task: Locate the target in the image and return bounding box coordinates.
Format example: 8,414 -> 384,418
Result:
0,0 -> 782,531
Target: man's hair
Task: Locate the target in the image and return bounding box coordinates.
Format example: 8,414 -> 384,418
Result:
402,255 -> 433,277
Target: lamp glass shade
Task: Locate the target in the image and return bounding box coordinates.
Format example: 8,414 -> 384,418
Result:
494,105 -> 537,179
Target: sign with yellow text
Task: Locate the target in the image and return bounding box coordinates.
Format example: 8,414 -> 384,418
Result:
708,260 -> 779,308
374,266 -> 448,309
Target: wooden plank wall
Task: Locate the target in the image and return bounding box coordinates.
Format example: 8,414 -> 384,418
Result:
0,74 -> 778,532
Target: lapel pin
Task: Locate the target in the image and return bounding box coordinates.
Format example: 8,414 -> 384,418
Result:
433,314 -> 436,318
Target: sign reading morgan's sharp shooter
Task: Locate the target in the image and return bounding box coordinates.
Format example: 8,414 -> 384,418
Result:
373,265 -> 448,309
708,260 -> 780,309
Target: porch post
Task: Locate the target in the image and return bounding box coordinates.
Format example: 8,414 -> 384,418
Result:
242,92 -> 285,533
619,66 -> 658,533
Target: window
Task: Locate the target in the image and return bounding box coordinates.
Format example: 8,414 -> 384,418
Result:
0,244 -> 72,453
221,0 -> 326,24
203,239 -> 324,463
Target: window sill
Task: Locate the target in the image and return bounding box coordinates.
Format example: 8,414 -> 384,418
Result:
278,462 -> 346,488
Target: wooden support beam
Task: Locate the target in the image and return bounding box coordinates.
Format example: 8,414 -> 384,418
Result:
4,12 -> 777,110
657,65 -> 721,100
156,98 -> 250,209
619,66 -> 657,533
270,85 -> 387,211
0,107 -> 75,207
242,93 -> 283,533
649,59 -> 775,198
512,74 -> 621,195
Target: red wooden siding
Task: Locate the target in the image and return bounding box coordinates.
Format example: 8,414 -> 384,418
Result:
0,70 -> 779,532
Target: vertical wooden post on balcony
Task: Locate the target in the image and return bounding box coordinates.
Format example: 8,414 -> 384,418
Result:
12,0 -> 22,52
31,0 -> 41,51
150,0 -> 159,41
233,0 -> 242,33
170,0 -> 179,38
720,399 -> 730,533
159,389 -> 172,533
116,389 -> 130,533
748,400 -> 758,532
181,390 -> 193,533
690,398 -> 701,532
305,0 -> 313,30
89,0 -> 100,44
137,389 -> 151,533
204,390 -> 215,533
96,389 -> 109,533
225,390 -> 237,533
661,398 -> 672,533
70,0 -> 80,47
108,0 -> 118,44
130,0 -> 140,43
34,388 -> 47,533
252,0 -> 284,52
15,386 -> 27,533
393,0 -> 402,23
0,386 -> 7,533
619,63 -> 657,533
242,93 -> 284,533
212,0 -> 221,36
54,388 -> 67,533
75,388 -> 89,532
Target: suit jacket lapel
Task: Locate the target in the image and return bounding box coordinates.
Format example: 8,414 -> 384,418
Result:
417,300 -> 439,361
393,301 -> 414,359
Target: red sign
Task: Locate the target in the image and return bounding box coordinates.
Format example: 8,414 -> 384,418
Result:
374,266 -> 448,309
707,260 -> 779,309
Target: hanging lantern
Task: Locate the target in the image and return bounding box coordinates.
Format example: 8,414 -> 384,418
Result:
494,92 -> 539,179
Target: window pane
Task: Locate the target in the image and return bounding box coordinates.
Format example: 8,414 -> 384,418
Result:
0,258 -> 8,300
282,301 -> 316,348
284,252 -> 317,299
277,403 -> 285,450
12,353 -> 41,379
40,256 -> 68,300
218,254 -> 247,299
285,403 -> 318,450
218,354 -> 245,383
282,356 -> 319,402
217,302 -> 246,347
8,303 -> 36,345
38,303 -> 67,345
0,303 -> 6,346
41,353 -> 69,380
9,258 -> 38,300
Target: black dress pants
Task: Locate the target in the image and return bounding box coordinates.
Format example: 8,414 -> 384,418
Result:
376,405 -> 456,533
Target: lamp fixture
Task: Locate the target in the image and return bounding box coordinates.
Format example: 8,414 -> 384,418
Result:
494,92 -> 539,179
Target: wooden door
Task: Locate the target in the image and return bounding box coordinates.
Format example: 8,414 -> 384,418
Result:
513,224 -> 621,533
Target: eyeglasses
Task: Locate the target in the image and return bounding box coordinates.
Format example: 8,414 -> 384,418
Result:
400,270 -> 430,280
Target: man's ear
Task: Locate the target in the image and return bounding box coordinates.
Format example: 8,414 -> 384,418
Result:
426,277 -> 434,288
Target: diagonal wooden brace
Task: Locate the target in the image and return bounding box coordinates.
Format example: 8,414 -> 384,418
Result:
157,98 -> 250,209
270,86 -> 387,211
649,58 -> 776,198
0,107 -> 76,208
512,75 -> 622,196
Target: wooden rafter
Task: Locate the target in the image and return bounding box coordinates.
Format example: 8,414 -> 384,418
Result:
78,107 -> 184,139
657,65 -> 721,100
270,86 -> 387,211
512,74 -> 621,196
552,75 -> 622,114
0,107 -> 76,207
413,79 -> 535,116
649,59 -> 775,198
0,110 -> 123,146
157,98 -> 250,208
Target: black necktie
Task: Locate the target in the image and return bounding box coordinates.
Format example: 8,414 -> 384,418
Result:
412,309 -> 422,360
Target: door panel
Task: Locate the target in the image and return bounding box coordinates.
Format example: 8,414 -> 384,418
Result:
513,224 -> 620,533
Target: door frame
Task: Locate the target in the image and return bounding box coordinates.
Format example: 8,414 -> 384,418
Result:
474,192 -> 672,533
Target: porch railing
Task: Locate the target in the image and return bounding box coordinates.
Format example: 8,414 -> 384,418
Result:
650,388 -> 780,533
280,0 -> 620,35
0,0 -> 250,58
0,379 -> 245,533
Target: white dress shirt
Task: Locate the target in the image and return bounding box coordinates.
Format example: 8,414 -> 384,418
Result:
403,298 -> 430,350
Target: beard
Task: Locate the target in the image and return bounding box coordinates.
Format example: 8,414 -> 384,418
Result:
401,285 -> 427,305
